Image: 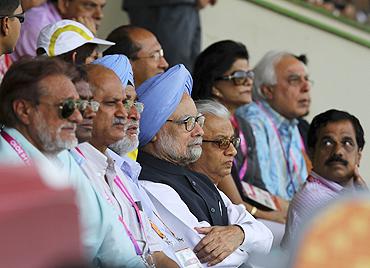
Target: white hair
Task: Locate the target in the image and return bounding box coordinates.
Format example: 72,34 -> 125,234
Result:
195,99 -> 230,119
252,50 -> 308,101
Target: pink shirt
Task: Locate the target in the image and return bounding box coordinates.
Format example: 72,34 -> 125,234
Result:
11,1 -> 61,61
281,171 -> 350,247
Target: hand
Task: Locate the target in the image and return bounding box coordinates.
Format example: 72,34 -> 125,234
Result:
196,0 -> 216,9
353,166 -> 368,190
73,16 -> 97,35
194,225 -> 244,266
275,196 -> 289,215
259,209 -> 287,224
21,0 -> 47,11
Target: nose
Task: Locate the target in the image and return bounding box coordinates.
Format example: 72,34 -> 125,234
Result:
84,105 -> 96,119
159,56 -> 169,70
191,121 -> 204,138
69,107 -> 83,124
93,5 -> 104,21
225,142 -> 237,157
128,105 -> 140,121
116,100 -> 129,120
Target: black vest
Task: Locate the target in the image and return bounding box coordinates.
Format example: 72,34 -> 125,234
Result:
137,151 -> 229,226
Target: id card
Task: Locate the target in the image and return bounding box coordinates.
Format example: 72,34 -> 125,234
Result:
175,248 -> 203,268
241,181 -> 277,210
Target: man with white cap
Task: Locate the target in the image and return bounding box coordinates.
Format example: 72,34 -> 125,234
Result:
137,64 -> 273,267
37,19 -> 114,64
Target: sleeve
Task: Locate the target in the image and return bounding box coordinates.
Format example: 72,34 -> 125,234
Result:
219,190 -> 273,254
140,181 -> 251,267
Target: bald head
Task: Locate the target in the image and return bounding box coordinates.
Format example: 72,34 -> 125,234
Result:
105,25 -> 169,87
86,64 -> 124,95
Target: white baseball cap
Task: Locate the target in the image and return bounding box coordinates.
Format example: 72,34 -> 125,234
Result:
37,19 -> 115,56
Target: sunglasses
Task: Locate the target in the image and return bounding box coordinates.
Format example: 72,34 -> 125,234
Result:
203,136 -> 241,150
216,70 -> 254,86
166,113 -> 205,132
0,12 -> 25,23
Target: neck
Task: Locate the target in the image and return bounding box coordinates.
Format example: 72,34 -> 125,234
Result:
188,163 -> 218,185
89,139 -> 107,154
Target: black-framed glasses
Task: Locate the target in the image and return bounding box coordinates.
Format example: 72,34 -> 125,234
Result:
0,12 -> 25,23
78,99 -> 100,113
135,49 -> 164,61
216,70 -> 254,86
166,113 -> 205,132
203,136 -> 241,150
123,99 -> 144,114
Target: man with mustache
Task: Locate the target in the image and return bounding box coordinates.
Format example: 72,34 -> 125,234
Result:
281,109 -> 367,247
236,51 -> 312,201
0,57 -> 143,267
137,64 -> 273,267
71,62 -> 180,267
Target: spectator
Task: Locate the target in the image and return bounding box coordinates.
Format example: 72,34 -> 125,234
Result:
122,0 -> 216,71
236,51 -> 311,201
137,64 -> 273,267
12,0 -> 106,61
0,0 -> 23,81
0,57 -> 142,266
104,25 -> 169,87
281,109 -> 367,247
36,19 -> 114,64
72,63 -> 179,268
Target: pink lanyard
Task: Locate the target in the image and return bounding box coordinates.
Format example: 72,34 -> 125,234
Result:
75,147 -> 144,256
0,129 -> 32,166
230,115 -> 248,180
256,102 -> 304,192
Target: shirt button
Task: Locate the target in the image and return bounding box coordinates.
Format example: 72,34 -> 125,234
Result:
210,208 -> 216,213
191,181 -> 197,186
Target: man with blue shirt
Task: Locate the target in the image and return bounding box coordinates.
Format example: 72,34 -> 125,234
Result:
0,57 -> 144,267
236,51 -> 311,201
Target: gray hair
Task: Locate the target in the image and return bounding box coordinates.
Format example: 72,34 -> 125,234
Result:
253,50 -> 308,101
195,99 -> 230,119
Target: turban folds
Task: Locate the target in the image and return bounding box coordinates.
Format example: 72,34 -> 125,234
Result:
93,54 -> 134,87
137,64 -> 193,146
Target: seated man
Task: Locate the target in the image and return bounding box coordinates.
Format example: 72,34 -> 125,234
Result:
70,62 -> 179,267
37,19 -> 114,64
236,50 -> 311,201
0,57 -> 142,266
281,109 -> 367,247
137,64 -> 273,267
12,0 -> 106,60
104,25 -> 169,87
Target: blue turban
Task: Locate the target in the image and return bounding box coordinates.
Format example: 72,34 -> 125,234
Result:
93,54 -> 134,87
137,64 -> 193,146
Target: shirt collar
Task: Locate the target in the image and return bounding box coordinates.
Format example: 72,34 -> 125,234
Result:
77,142 -> 108,174
107,149 -> 142,183
309,171 -> 345,193
259,100 -> 298,129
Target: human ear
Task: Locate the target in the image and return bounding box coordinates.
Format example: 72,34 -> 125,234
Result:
12,99 -> 33,125
211,86 -> 222,98
0,17 -> 10,36
57,0 -> 69,16
261,85 -> 274,100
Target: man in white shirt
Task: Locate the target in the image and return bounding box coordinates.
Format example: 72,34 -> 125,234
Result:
136,64 -> 273,267
71,63 -> 179,268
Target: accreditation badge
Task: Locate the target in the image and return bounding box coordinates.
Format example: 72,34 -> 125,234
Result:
175,247 -> 202,268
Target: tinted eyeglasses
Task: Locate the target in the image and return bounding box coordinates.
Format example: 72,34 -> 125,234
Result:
78,99 -> 100,114
166,113 -> 205,132
216,70 -> 254,86
286,74 -> 314,87
0,12 -> 25,23
203,136 -> 241,150
58,99 -> 81,119
136,49 -> 164,62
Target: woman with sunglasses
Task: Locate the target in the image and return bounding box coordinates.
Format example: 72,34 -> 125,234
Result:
192,40 -> 287,240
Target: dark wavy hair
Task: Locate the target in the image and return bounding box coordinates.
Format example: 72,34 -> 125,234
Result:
192,40 -> 249,100
308,109 -> 365,151
0,0 -> 19,15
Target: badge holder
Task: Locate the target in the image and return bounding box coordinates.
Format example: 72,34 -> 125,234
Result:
241,181 -> 279,211
172,242 -> 203,268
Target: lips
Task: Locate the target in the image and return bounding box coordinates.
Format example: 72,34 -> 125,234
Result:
126,126 -> 138,135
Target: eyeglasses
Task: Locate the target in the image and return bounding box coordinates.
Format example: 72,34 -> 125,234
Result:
77,99 -> 100,113
123,100 -> 144,113
0,12 -> 25,23
58,99 -> 81,119
286,74 -> 314,87
203,136 -> 241,150
136,49 -> 164,62
166,113 -> 205,132
216,70 -> 254,86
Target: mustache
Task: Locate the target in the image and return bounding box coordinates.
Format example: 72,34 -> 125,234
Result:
189,137 -> 203,146
124,120 -> 139,130
325,154 -> 348,166
113,117 -> 126,125
60,123 -> 76,130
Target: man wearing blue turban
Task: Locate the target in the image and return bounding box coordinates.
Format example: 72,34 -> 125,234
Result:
137,64 -> 273,267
